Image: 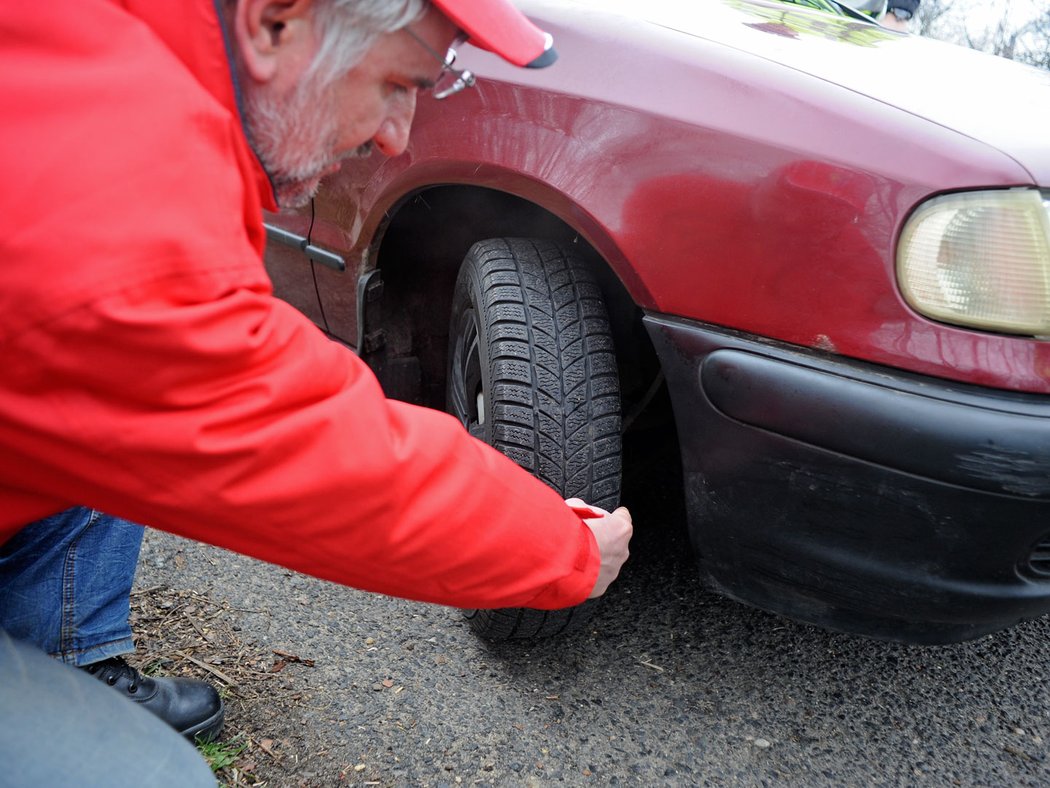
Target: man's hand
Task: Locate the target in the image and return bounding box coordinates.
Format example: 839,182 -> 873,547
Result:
565,498 -> 633,599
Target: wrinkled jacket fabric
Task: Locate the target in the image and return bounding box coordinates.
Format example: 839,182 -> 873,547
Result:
0,0 -> 598,609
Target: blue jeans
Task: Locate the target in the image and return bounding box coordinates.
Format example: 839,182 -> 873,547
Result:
0,506 -> 144,665
0,628 -> 215,786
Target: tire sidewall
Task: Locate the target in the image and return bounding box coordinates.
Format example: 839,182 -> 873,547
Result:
449,251 -> 494,445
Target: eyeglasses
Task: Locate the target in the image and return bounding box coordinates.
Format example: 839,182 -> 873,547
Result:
405,28 -> 476,100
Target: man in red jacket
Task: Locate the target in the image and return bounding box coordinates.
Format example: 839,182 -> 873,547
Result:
0,0 -> 632,781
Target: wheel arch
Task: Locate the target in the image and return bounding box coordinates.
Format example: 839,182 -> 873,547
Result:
364,183 -> 662,422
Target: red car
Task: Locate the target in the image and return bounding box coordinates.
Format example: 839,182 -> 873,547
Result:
264,0 -> 1050,643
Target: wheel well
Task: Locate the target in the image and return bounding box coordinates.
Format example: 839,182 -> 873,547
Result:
368,184 -> 669,430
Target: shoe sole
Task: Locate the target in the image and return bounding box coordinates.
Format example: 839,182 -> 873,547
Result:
183,702 -> 225,744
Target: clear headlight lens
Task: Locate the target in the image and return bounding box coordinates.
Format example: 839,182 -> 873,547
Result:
897,189 -> 1050,336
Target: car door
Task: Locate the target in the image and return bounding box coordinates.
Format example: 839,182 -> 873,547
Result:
262,203 -> 346,332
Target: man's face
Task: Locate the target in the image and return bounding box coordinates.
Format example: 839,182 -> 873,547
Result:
243,8 -> 458,208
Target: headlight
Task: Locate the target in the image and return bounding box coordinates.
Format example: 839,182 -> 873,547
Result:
897,189 -> 1050,336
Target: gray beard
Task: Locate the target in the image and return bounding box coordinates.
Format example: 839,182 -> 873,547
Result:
242,71 -> 361,209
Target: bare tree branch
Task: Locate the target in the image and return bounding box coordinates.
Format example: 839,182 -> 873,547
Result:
916,0 -> 1050,71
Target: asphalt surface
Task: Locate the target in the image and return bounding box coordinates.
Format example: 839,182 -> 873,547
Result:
135,442 -> 1050,787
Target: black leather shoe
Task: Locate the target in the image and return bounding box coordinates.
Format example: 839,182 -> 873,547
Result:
80,656 -> 225,742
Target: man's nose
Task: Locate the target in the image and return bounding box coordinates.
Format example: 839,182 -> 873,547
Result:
372,94 -> 416,157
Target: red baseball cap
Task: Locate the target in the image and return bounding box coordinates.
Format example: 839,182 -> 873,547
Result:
430,0 -> 557,68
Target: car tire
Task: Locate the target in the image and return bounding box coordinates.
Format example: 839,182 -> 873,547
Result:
447,237 -> 623,640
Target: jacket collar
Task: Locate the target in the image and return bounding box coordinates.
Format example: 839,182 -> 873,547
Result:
120,0 -> 278,211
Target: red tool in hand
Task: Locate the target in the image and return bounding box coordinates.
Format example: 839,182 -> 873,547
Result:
569,503 -> 606,520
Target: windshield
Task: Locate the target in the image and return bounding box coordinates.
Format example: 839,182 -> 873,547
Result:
781,0 -> 882,20
565,0 -> 877,24
778,0 -> 843,12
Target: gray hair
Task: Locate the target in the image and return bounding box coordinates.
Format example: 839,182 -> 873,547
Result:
308,0 -> 430,85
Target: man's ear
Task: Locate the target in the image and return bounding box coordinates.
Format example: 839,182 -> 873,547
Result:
232,0 -> 316,85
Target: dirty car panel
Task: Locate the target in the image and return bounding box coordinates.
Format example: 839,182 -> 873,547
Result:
264,0 -> 1050,642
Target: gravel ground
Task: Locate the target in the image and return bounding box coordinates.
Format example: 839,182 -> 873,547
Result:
125,431 -> 1050,787
133,495 -> 1050,787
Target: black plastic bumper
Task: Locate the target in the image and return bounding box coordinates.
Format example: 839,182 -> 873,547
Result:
644,315 -> 1050,643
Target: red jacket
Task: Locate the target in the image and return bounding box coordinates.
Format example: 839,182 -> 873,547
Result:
0,0 -> 598,609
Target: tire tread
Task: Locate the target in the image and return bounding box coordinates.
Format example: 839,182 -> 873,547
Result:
451,237 -> 622,640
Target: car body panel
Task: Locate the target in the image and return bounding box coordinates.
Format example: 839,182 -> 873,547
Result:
262,0 -> 1050,641
270,0 -> 1049,392
590,0 -> 1050,184
261,209 -> 326,327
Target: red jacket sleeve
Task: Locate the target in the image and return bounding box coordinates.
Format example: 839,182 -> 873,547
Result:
0,1 -> 600,610
1,281 -> 599,610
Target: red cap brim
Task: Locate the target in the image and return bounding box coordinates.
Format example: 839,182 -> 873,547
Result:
430,0 -> 557,68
